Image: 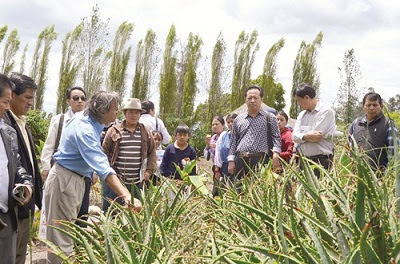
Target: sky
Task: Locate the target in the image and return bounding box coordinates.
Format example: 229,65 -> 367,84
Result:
1,0 -> 399,115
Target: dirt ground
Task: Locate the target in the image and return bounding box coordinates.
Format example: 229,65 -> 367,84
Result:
26,157 -> 213,263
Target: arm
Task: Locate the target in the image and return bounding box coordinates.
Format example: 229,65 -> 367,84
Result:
159,119 -> 171,145
40,115 -> 59,178
228,122 -> 238,174
387,119 -> 399,160
101,127 -> 114,164
214,132 -> 226,168
144,128 -> 157,180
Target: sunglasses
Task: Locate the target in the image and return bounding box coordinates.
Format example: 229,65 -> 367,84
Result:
72,95 -> 86,101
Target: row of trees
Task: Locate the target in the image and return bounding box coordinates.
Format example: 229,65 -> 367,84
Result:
0,6 -> 395,132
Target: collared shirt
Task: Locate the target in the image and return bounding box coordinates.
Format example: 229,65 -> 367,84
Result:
0,120 -> 10,213
228,110 -> 281,161
41,108 -> 76,171
54,112 -> 116,181
292,101 -> 336,156
10,111 -> 34,173
139,114 -> 171,144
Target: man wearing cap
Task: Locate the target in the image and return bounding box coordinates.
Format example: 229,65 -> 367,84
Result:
102,98 -> 157,212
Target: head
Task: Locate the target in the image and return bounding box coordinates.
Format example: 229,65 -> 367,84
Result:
152,130 -> 163,149
85,91 -> 119,125
0,74 -> 13,119
226,113 -> 238,131
362,92 -> 383,121
276,111 -> 289,131
293,83 -> 317,111
9,72 -> 37,116
66,86 -> 86,113
121,98 -> 144,126
212,115 -> 225,135
175,124 -> 191,145
141,101 -> 155,116
245,85 -> 263,113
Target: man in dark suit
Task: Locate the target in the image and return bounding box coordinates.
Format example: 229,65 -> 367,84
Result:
0,73 -> 33,264
3,72 -> 42,264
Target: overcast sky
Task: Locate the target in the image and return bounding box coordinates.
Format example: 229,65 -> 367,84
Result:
1,0 -> 399,114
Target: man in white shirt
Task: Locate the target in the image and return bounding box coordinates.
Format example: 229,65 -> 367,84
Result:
292,83 -> 336,178
139,101 -> 171,145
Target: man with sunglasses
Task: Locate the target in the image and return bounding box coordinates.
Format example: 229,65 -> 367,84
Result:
40,87 -> 93,228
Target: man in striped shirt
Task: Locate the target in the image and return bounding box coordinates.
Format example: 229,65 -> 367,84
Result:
102,98 -> 157,212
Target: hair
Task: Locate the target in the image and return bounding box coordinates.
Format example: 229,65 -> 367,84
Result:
293,83 -> 316,99
245,85 -> 264,98
362,92 -> 382,106
175,124 -> 191,136
141,101 -> 155,114
84,91 -> 118,122
152,130 -> 163,140
226,113 -> 238,121
0,73 -> 13,97
212,115 -> 225,125
278,111 -> 289,121
9,72 -> 37,95
66,86 -> 86,99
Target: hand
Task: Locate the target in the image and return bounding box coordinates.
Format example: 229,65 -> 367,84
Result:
125,196 -> 142,213
214,171 -> 222,180
272,153 -> 281,171
92,172 -> 99,185
228,161 -> 236,174
22,185 -> 32,205
209,141 -> 216,149
41,170 -> 49,182
143,171 -> 151,181
304,131 -> 323,142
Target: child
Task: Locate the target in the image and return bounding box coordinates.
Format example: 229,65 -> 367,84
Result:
152,130 -> 165,169
160,124 -> 196,179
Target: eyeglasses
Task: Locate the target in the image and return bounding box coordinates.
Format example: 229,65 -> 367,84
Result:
72,95 -> 86,101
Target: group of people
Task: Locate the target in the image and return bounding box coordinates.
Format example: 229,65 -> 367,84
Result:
0,70 -> 398,264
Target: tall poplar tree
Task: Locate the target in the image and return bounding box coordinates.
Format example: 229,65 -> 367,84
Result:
19,44 -> 28,74
181,33 -> 202,121
208,33 -> 226,123
1,29 -> 20,75
0,26 -> 7,45
30,25 -> 57,110
159,24 -> 177,120
132,29 -> 158,100
290,32 -> 323,117
230,30 -> 259,110
79,5 -> 110,97
56,24 -> 84,114
259,38 -> 285,110
107,21 -> 133,101
334,48 -> 362,124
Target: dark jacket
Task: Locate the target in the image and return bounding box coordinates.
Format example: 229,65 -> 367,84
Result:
3,111 -> 42,219
1,123 -> 33,230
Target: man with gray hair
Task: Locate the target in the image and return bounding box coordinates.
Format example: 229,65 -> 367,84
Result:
44,91 -> 142,264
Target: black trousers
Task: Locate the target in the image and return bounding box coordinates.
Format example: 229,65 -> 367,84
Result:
76,177 -> 91,226
303,154 -> 333,178
233,154 -> 269,192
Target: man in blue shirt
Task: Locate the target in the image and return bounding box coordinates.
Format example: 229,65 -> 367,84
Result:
44,91 -> 141,264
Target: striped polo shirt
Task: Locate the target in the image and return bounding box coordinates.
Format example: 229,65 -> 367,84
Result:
114,125 -> 142,185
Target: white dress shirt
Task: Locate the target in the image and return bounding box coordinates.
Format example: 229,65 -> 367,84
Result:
40,108 -> 75,171
139,114 -> 171,145
292,101 -> 336,156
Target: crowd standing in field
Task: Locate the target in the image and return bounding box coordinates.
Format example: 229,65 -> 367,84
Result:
0,70 -> 398,263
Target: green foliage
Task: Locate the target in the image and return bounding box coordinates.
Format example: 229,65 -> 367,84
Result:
252,74 -> 285,110
0,25 -> 7,44
57,24 -> 83,114
231,30 -> 259,110
159,24 -> 177,120
30,25 -> 57,110
208,32 -> 227,124
290,32 -> 323,118
387,94 -> 400,112
19,44 -> 28,74
334,48 -> 362,124
387,111 -> 400,128
25,110 -> 51,151
1,28 -> 20,74
181,33 -> 203,122
132,29 -> 158,100
107,21 -> 134,101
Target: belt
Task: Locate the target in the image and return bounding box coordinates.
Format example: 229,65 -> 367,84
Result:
237,152 -> 266,158
56,163 -> 86,178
